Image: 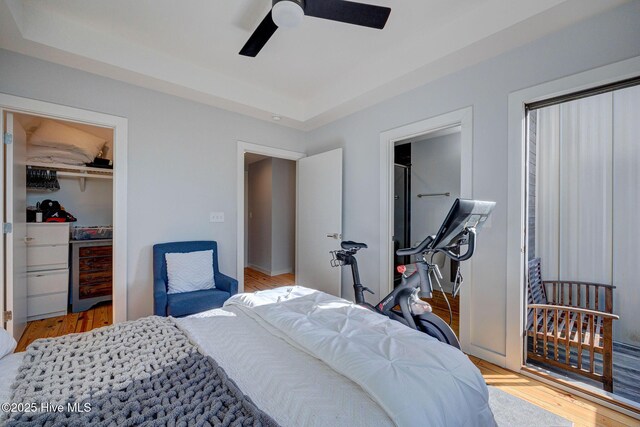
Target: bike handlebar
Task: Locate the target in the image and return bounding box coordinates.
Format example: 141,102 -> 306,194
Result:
395,227 -> 477,262
396,235 -> 434,257
439,228 -> 476,262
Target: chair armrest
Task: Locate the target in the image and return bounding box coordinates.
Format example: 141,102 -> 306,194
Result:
153,278 -> 168,316
527,304 -> 619,320
542,280 -> 616,290
215,272 -> 239,295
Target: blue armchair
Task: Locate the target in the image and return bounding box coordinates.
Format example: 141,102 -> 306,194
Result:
153,241 -> 238,317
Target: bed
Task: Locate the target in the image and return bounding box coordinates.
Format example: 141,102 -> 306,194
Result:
0,286 -> 495,426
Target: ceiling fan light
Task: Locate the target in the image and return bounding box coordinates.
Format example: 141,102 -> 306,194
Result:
272,0 -> 304,29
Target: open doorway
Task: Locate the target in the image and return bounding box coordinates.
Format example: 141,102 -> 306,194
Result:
393,126 -> 462,335
237,142 -> 341,296
243,153 -> 296,292
2,99 -> 126,352
380,107 -> 475,353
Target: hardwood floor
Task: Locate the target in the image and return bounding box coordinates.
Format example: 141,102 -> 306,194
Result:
244,267 -> 295,293
472,356 -> 638,426
245,268 -> 638,426
16,302 -> 113,352
428,290 -> 460,336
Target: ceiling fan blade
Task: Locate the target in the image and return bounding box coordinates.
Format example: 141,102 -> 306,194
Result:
239,11 -> 278,57
305,0 -> 391,29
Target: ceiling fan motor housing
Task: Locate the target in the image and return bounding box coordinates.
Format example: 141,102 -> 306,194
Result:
272,0 -> 305,28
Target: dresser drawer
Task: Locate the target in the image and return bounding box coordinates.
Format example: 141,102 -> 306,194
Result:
27,270 -> 68,296
79,245 -> 112,258
27,245 -> 69,271
79,282 -> 112,299
26,223 -> 69,246
79,270 -> 112,285
78,255 -> 112,272
27,292 -> 67,318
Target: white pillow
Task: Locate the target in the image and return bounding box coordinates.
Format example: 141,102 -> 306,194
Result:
0,328 -> 17,358
28,143 -> 94,164
30,120 -> 106,161
165,250 -> 216,294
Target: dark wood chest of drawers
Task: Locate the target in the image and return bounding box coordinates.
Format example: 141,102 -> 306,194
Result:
71,240 -> 112,312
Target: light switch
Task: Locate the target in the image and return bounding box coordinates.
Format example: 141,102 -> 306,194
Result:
209,212 -> 224,223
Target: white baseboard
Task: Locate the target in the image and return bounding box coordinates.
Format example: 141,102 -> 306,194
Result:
28,310 -> 67,322
247,264 -> 293,277
270,268 -> 293,276
465,344 -> 507,367
247,264 -> 271,276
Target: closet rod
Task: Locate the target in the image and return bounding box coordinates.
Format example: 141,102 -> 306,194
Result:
57,171 -> 112,180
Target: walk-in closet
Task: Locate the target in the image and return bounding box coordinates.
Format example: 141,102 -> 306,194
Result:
3,111 -> 115,350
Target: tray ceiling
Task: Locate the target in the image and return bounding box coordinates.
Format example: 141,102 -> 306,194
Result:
0,0 -> 626,129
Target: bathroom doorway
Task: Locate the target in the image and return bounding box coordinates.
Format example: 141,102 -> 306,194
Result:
393,126 -> 462,333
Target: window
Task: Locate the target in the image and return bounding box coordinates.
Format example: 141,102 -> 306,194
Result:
525,81 -> 640,403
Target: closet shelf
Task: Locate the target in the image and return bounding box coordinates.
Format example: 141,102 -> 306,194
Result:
27,162 -> 112,192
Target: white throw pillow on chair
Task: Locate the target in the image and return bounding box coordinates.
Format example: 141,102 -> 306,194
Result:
165,250 -> 216,294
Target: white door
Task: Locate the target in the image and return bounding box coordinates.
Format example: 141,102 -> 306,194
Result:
297,148 -> 343,296
3,112 -> 28,340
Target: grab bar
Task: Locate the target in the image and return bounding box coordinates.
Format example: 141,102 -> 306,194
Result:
417,192 -> 450,198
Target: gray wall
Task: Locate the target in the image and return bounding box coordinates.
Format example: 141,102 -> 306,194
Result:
0,48 -> 305,321
410,133 -> 462,245
246,157 -> 296,275
270,158 -> 296,275
304,2 -> 640,358
409,132 -> 461,290
247,158 -> 273,273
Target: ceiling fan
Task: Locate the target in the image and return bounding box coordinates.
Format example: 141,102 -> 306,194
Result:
240,0 -> 391,57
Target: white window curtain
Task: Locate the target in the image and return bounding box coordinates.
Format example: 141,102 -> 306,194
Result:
612,84 -> 640,347
534,85 -> 640,346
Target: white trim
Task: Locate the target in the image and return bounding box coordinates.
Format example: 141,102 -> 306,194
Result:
270,268 -> 294,276
246,264 -> 272,277
0,93 -> 128,324
236,141 -> 305,293
246,264 -> 293,277
470,346 -> 507,368
506,56 -> 640,412
0,112 -> 4,324
378,107 -> 478,354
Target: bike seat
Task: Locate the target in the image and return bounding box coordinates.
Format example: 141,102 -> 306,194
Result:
341,241 -> 368,250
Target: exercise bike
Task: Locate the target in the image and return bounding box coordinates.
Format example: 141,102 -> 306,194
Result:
330,198 -> 495,349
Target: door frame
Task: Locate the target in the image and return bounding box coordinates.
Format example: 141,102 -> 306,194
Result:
236,141 -> 305,293
0,93 -> 128,324
506,56 -> 640,417
379,107 -> 477,354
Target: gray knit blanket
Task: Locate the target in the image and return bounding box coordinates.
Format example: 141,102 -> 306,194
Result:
4,316 -> 279,426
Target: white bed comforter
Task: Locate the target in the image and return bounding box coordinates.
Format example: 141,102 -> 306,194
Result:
0,286 -> 495,427
225,286 -> 496,427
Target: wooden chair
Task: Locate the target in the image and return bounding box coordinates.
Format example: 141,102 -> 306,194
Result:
526,258 -> 619,392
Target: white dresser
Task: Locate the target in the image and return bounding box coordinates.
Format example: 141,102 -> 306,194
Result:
26,223 -> 70,321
